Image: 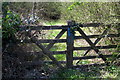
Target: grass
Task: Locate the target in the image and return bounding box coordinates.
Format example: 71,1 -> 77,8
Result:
44,20 -> 67,26
49,65 -> 120,79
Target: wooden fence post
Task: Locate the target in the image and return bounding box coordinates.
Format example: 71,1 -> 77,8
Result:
66,20 -> 75,68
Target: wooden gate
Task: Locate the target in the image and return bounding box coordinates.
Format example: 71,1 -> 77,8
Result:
19,20 -> 119,68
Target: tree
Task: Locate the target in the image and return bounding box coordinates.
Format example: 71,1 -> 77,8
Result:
7,2 -> 61,23
2,2 -> 22,51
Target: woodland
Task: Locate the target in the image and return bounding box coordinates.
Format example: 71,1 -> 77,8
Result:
2,2 -> 120,79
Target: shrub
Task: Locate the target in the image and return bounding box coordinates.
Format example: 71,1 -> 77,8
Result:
2,10 -> 21,39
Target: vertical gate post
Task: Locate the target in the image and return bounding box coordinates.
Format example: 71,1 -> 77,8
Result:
66,20 -> 75,68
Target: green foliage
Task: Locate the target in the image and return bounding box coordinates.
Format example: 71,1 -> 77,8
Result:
40,2 -> 61,20
49,69 -> 84,80
2,10 -> 21,39
106,65 -> 118,73
61,2 -> 119,24
49,65 -> 120,79
8,2 -> 61,21
68,2 -> 84,10
49,68 -> 99,79
101,65 -> 120,78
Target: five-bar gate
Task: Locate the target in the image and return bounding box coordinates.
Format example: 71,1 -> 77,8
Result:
19,20 -> 120,68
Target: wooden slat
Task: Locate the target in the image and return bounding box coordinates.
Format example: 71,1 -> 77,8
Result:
38,39 -> 67,43
75,34 -> 120,39
44,61 -> 66,64
26,51 -> 66,55
19,25 -> 68,30
74,63 -> 106,68
22,61 -> 66,66
16,39 -> 31,43
17,34 -> 119,44
19,23 -> 120,30
46,29 -> 66,50
52,51 -> 67,54
80,23 -> 103,27
73,54 -> 116,60
79,23 -> 120,27
74,45 -> 117,50
17,33 -> 119,44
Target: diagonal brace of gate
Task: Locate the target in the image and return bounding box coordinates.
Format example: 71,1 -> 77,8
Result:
77,27 -> 108,64
27,31 -> 64,68
83,25 -> 111,56
46,29 -> 66,50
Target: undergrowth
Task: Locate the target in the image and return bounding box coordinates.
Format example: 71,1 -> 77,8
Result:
49,65 -> 120,79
